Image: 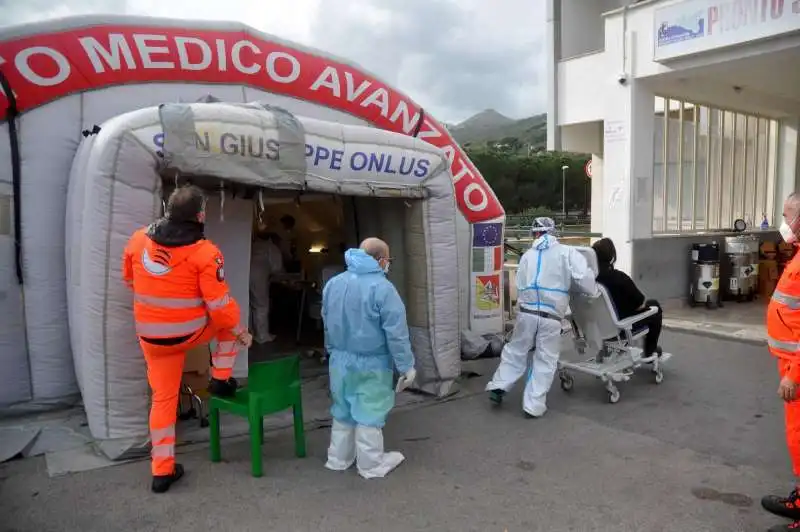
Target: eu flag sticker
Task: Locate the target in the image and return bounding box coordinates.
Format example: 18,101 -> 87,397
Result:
473,223 -> 502,248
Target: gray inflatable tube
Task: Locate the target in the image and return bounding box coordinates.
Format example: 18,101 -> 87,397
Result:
0,16 -> 504,420
67,102 -> 463,457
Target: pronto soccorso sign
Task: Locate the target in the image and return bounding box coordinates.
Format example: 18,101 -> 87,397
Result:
0,25 -> 503,222
654,0 -> 800,61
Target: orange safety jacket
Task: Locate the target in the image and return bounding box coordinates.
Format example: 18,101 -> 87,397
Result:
768,250 -> 800,383
122,227 -> 242,341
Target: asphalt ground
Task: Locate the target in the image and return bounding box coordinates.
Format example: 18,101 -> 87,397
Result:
1,331 -> 793,532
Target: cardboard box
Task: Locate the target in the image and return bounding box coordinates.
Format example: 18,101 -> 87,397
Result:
760,241 -> 777,260
779,242 -> 796,262
759,259 -> 779,298
184,343 -> 211,373
180,370 -> 210,413
179,344 -> 211,413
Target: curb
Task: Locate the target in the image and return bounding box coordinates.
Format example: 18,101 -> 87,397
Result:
663,321 -> 767,347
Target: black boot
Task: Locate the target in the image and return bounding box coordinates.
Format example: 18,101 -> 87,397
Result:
763,489 -> 800,520
151,463 -> 184,494
208,377 -> 238,398
489,389 -> 505,405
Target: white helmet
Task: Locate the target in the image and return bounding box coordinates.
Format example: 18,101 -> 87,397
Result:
530,217 -> 556,235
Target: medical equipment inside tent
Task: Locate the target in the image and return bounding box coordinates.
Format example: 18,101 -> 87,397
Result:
0,16 -> 506,459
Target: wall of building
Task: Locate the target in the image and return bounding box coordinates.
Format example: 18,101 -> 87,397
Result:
591,154 -> 604,234
557,53 -> 609,125
549,0 -> 800,300
553,0 -> 800,131
611,0 -> 792,77
778,119 -> 800,208
797,123 -> 800,186
560,0 -> 626,59
561,122 -> 603,154
632,231 -> 780,302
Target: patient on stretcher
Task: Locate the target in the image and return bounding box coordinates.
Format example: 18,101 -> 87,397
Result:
592,238 -> 663,357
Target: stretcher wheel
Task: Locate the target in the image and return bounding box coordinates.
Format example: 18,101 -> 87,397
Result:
607,388 -> 620,404
200,417 -> 209,428
560,374 -> 574,392
653,367 -> 664,384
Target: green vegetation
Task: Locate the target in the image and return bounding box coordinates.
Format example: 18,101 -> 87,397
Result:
466,148 -> 591,216
448,110 -> 590,216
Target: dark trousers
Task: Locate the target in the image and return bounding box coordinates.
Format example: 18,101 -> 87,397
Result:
640,299 -> 663,355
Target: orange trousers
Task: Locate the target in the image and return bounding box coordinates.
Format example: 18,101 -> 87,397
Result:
140,326 -> 240,476
779,359 -> 800,478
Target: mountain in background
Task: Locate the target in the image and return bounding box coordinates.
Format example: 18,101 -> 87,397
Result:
448,109 -> 547,150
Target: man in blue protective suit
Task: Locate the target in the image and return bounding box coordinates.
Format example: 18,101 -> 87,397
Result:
486,217 -> 598,418
322,237 -> 416,479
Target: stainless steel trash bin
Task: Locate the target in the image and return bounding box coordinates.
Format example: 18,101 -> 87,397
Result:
724,235 -> 759,301
689,242 -> 720,308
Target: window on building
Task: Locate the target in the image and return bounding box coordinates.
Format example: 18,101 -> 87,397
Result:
652,96 -> 779,233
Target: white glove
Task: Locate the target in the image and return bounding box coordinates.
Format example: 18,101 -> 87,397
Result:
395,368 -> 417,393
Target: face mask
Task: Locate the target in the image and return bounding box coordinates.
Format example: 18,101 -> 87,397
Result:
780,221 -> 797,244
382,262 -> 391,275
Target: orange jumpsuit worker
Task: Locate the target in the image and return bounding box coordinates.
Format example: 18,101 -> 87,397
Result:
763,193 -> 800,532
122,185 -> 252,494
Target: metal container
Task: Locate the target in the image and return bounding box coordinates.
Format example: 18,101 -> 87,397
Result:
689,242 -> 720,308
723,235 -> 759,301
503,263 -> 518,319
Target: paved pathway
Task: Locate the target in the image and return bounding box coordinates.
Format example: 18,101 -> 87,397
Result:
663,299 -> 767,345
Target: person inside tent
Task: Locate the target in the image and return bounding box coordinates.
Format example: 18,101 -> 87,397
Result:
249,230 -> 284,344
277,214 -> 301,273
322,237 -> 416,479
122,185 -> 252,493
486,217 -> 598,418
591,237 -> 663,358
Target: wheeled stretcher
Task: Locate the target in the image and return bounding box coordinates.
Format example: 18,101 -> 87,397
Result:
558,247 -> 673,404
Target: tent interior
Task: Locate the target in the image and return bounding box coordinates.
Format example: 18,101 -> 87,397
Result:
161,176 -> 422,366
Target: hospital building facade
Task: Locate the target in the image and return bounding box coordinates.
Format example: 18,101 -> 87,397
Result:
546,0 -> 800,301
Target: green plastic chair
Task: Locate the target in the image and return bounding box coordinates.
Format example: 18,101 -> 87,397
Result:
209,355 -> 306,477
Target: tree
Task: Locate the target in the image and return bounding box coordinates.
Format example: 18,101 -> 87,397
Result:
466,148 -> 591,216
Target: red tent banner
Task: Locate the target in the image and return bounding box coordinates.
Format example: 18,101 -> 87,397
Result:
0,24 -> 504,222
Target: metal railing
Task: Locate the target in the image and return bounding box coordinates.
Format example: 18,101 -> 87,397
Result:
504,225 -> 600,243
506,213 -> 591,228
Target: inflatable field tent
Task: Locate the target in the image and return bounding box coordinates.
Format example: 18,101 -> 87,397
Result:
0,16 -> 506,457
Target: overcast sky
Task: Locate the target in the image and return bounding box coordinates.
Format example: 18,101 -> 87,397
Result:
0,0 -> 545,124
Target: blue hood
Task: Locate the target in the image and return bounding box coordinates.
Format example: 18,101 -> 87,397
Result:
345,248 -> 383,274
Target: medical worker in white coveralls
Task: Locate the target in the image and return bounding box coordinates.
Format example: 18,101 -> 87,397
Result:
322,237 -> 416,478
487,217 -> 598,417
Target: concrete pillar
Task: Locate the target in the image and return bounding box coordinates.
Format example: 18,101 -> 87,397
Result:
775,118 -> 799,219
546,0 -> 562,151
590,154 -> 604,235
600,79 -> 655,275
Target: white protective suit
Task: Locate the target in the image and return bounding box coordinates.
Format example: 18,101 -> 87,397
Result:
486,222 -> 598,417
249,237 -> 284,344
